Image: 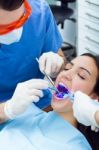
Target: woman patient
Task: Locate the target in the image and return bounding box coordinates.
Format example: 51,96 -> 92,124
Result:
0,53 -> 99,150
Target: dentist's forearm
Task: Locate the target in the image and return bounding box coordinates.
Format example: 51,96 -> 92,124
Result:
0,103 -> 9,124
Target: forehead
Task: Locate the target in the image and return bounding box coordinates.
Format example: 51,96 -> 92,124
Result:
71,56 -> 98,75
0,4 -> 24,24
72,56 -> 94,65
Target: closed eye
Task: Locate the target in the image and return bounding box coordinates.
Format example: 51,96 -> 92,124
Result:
64,68 -> 69,71
78,74 -> 85,80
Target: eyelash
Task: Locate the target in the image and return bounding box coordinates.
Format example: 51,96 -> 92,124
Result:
78,74 -> 85,80
64,68 -> 69,71
64,68 -> 86,80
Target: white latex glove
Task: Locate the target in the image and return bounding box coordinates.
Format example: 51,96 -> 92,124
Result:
38,52 -> 64,78
73,91 -> 99,128
4,79 -> 48,119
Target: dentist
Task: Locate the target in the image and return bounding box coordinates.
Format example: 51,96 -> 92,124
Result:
0,0 -> 65,123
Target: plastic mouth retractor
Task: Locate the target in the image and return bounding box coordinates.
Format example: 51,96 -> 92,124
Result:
55,83 -> 74,102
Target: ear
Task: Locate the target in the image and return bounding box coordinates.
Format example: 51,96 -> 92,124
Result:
90,93 -> 99,102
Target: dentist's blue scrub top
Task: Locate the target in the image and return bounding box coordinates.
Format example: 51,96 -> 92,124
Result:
0,0 -> 62,108
0,104 -> 91,150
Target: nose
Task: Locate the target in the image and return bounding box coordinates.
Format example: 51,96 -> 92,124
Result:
64,69 -> 74,81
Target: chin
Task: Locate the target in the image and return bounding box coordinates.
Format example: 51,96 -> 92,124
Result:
51,97 -> 72,113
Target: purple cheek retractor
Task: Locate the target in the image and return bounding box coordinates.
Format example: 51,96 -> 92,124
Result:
55,83 -> 74,101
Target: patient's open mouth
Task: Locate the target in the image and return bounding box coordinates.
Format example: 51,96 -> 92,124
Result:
55,82 -> 70,99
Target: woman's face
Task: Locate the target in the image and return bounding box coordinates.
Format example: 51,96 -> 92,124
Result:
51,56 -> 98,113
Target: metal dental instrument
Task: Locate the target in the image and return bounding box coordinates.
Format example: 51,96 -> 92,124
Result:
36,57 -> 59,93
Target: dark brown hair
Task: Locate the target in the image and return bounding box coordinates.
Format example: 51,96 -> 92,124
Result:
81,53 -> 99,96
0,0 -> 24,10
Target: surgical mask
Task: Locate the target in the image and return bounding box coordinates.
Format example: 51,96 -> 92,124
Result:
0,27 -> 23,45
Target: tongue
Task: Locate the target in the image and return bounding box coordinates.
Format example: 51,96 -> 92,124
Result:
57,83 -> 69,94
55,83 -> 70,99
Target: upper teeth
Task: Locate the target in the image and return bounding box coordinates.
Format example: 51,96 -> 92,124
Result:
58,82 -> 67,88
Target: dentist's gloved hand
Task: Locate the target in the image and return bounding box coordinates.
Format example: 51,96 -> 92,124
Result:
39,52 -> 64,78
73,91 -> 99,129
4,79 -> 49,119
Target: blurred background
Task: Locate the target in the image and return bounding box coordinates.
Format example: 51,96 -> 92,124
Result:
46,0 -> 99,60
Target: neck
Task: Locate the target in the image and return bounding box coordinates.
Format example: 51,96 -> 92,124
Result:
57,111 -> 77,128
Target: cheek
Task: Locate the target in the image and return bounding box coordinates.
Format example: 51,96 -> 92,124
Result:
70,77 -> 82,92
83,81 -> 95,94
71,79 -> 94,95
71,82 -> 81,92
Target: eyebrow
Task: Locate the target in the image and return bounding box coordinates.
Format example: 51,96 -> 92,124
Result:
80,67 -> 91,75
67,61 -> 91,75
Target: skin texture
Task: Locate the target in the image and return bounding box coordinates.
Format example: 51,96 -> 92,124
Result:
0,4 -> 24,25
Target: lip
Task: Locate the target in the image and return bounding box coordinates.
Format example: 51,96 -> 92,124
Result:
53,94 -> 71,105
54,82 -> 70,100
56,81 -> 71,92
53,94 -> 64,102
